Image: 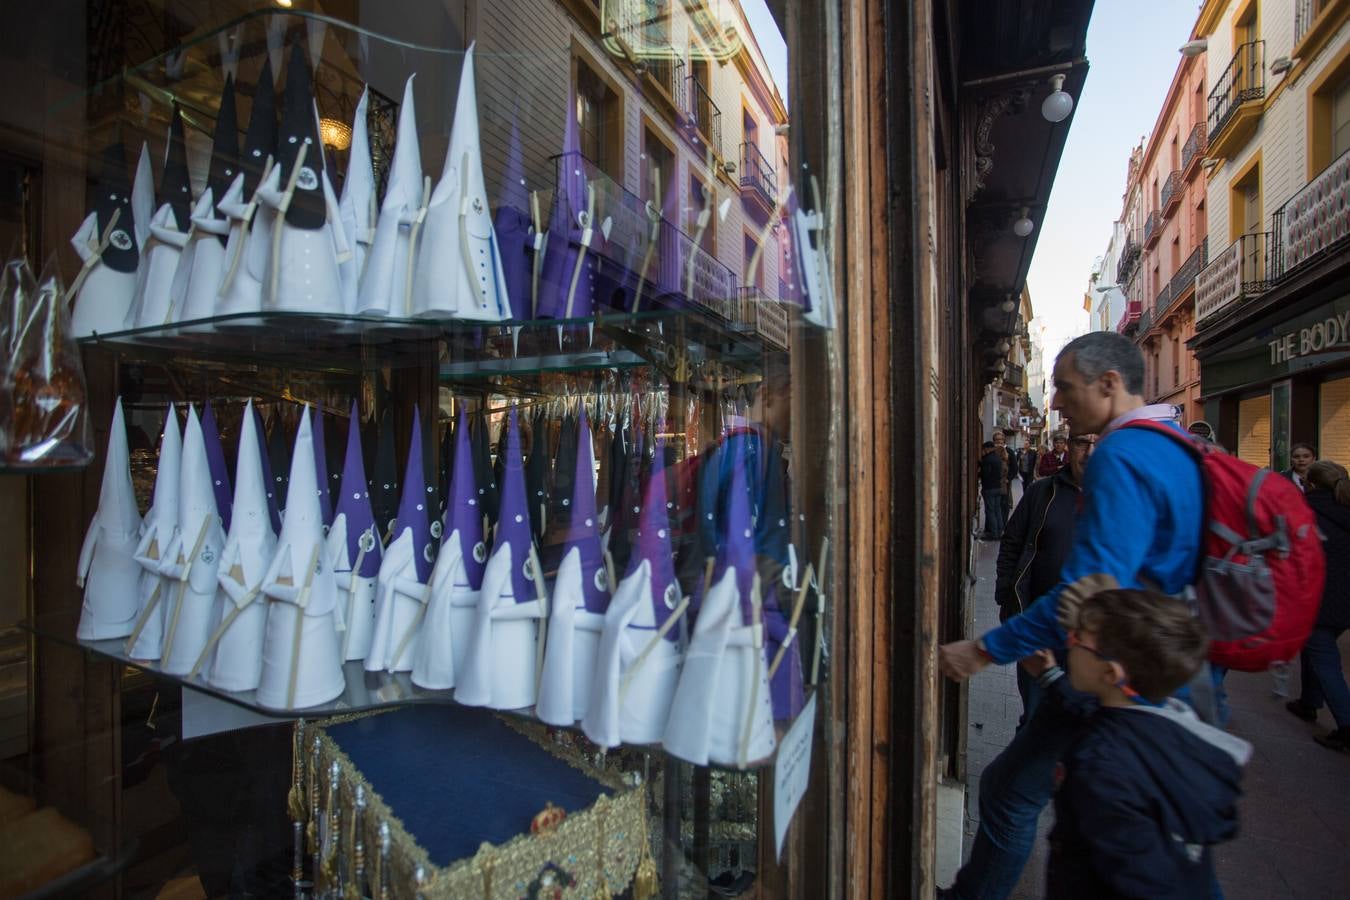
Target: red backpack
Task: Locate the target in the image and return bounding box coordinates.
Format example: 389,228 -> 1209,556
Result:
1122,421 -> 1324,671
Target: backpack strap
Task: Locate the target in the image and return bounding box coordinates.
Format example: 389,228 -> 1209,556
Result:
1117,418 -> 1210,586
1117,418 -> 1205,459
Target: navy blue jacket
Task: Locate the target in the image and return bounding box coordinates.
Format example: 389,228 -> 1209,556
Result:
995,470 -> 1080,619
1048,701 -> 1250,899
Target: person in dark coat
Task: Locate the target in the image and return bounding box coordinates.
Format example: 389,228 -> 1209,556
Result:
1018,443 -> 1037,491
1042,588 -> 1250,900
1285,459 -> 1350,752
978,439 -> 1008,540
1279,442 -> 1317,493
995,434 -> 1093,724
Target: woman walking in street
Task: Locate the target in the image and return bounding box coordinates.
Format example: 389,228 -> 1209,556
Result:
1285,460 -> 1350,752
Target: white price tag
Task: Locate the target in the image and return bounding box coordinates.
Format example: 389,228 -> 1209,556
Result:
773,694 -> 817,859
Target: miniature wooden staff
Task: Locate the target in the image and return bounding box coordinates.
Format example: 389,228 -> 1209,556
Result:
406,174 -> 433,316
124,581 -> 163,657
810,536 -> 830,685
738,572 -> 765,769
338,540 -> 370,662
632,165 -> 663,313
529,542 -> 551,696
64,206 -> 121,307
618,592 -> 690,707
219,156 -> 275,296
267,143 -> 310,308
768,562 -> 815,680
529,190 -> 545,315
161,515 -> 212,665
286,541 -> 325,710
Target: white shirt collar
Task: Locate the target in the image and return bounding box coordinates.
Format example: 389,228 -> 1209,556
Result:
1102,404 -> 1178,436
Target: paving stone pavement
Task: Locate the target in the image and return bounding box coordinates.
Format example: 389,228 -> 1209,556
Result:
961,488 -> 1350,899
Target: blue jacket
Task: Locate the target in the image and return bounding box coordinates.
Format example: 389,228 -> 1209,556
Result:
982,422 -> 1203,663
1047,701 -> 1250,899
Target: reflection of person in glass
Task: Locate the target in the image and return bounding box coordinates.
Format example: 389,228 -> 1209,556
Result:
680,353 -> 805,721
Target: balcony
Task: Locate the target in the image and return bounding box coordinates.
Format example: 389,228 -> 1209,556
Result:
1154,282 -> 1173,320
1167,239 -> 1208,310
1136,306 -> 1154,339
1182,122 -> 1208,181
686,75 -> 723,161
1117,299 -> 1143,334
1161,170 -> 1183,219
1116,236 -> 1141,285
1002,362 -> 1026,392
1207,41 -> 1265,159
1295,0 -> 1343,57
646,57 -> 685,119
1270,148 -> 1350,281
1196,231 -> 1273,323
1143,210 -> 1161,248
735,287 -> 790,349
739,141 -> 777,212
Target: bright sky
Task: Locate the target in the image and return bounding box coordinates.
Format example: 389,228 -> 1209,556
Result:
1028,0 -> 1203,362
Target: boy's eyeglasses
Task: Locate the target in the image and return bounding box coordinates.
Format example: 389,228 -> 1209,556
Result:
1067,629 -> 1115,662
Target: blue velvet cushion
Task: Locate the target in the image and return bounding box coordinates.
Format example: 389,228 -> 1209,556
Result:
326,706 -> 612,866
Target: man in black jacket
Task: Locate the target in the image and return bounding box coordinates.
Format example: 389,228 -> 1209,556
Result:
995,433 -> 1094,724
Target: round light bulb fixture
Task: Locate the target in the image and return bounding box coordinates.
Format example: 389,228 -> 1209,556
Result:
1041,74 -> 1074,123
996,339 -> 1011,354
994,359 -> 1007,373
1013,207 -> 1035,237
1000,296 -> 1016,313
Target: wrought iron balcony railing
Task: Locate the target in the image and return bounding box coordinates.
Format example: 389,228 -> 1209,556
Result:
1003,362 -> 1025,391
646,57 -> 685,111
1196,231 -> 1273,322
1182,122 -> 1207,178
739,141 -> 777,208
1143,210 -> 1161,246
1208,41 -> 1265,145
1167,238 -> 1208,309
1270,147 -> 1350,281
736,286 -> 790,349
1154,282 -> 1172,317
1296,0 -> 1332,45
687,75 -> 723,160
1161,170 -> 1183,217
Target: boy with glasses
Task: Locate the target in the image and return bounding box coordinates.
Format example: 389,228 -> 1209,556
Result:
1029,587 -> 1251,899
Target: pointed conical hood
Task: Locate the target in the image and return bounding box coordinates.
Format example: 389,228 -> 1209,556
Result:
94,142 -> 138,274
274,407 -> 324,551
312,408 -> 332,527
200,401 -> 233,533
525,412 -> 550,542
266,407 -> 291,513
341,88 -> 373,214
241,59 -> 277,197
150,404 -> 183,528
255,402 -> 282,534
206,75 -> 241,207
277,43 -> 324,230
717,447 -> 757,621
499,118 -> 529,213
446,406 -> 485,589
370,410 -> 399,539
394,407 -> 434,583
627,428 -> 679,635
227,399 -> 274,586
179,406 -> 222,536
323,410 -> 345,510
337,401 -> 382,578
758,434 -> 791,567
492,118 -> 533,320
492,409 -> 535,603
560,86 -> 586,232
384,74 -> 423,222
162,105 -> 192,232
96,398 -> 140,534
562,409 -> 607,613
132,141 -> 155,251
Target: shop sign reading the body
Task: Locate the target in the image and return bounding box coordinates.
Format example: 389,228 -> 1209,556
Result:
1268,310 -> 1350,364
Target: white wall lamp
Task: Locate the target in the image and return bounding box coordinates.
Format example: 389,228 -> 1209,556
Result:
1000,295 -> 1016,313
1013,208 -> 1035,237
1179,39 -> 1207,57
1041,74 -> 1074,123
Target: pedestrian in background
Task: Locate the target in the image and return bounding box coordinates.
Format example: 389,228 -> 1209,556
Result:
979,438 -> 1010,540
995,434 -> 1094,725
1285,459 -> 1350,753
1018,441 -> 1038,492
1281,442 -> 1317,493
1037,434 -> 1068,478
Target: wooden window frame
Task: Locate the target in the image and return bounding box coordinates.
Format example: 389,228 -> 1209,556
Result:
1306,42 -> 1350,178
570,40 -> 627,187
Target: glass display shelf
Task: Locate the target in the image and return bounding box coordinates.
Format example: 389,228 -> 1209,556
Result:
77,306 -> 786,380
22,616 -> 807,772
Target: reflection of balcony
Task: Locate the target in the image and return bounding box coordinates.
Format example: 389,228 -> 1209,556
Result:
686,75 -> 723,160
1117,299 -> 1143,334
1196,231 -> 1273,323
1161,170 -> 1183,219
1208,41 -> 1265,159
1143,210 -> 1161,248
739,141 -> 777,212
1270,148 -> 1350,280
1182,122 -> 1207,180
736,287 -> 790,349
645,57 -> 685,118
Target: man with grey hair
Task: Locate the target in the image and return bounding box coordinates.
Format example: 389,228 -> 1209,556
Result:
937,331 -> 1211,900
